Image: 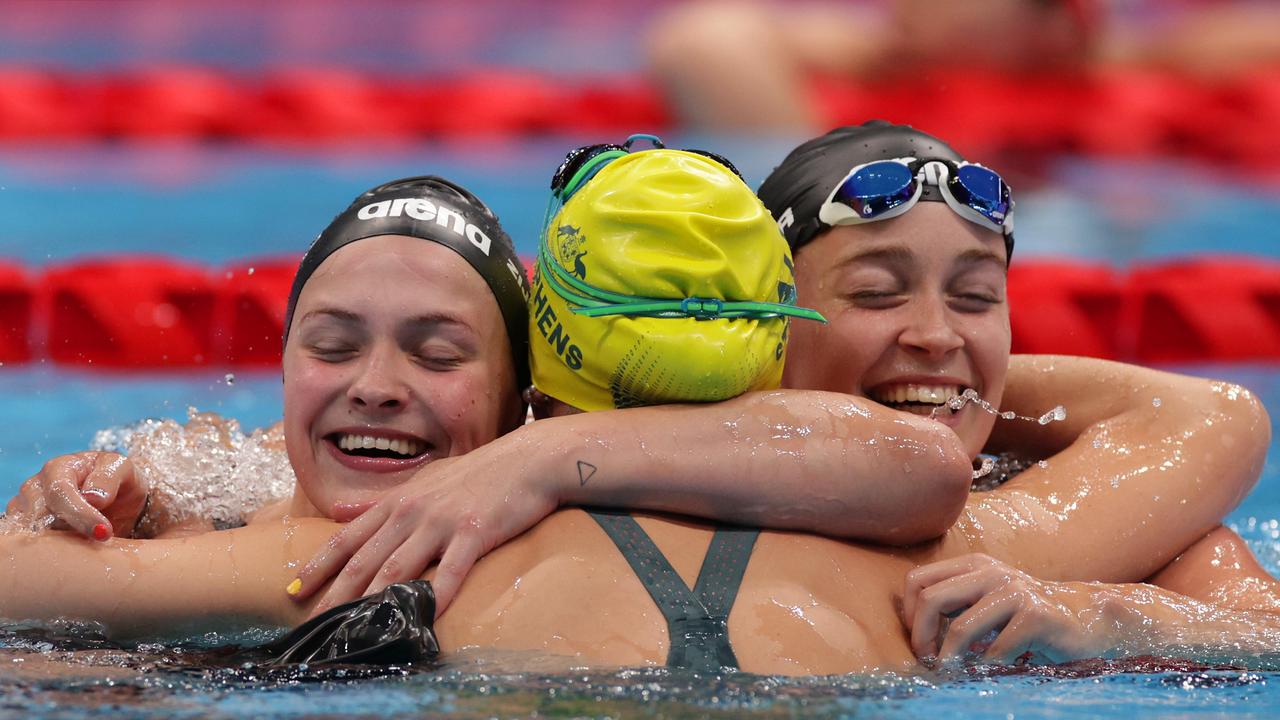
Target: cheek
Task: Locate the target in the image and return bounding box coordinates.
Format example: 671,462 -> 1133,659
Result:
427,370 -> 505,456
785,310 -> 886,394
282,361 -> 339,431
962,312 -> 1012,397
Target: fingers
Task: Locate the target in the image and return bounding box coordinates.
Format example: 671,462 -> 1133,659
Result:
307,513 -> 423,615
356,528 -> 452,605
937,590 -> 1020,662
290,506 -> 388,601
909,568 -> 1006,659
903,555 -> 989,624
422,531 -> 483,618
82,453 -> 141,510
7,476 -> 44,517
42,455 -> 111,539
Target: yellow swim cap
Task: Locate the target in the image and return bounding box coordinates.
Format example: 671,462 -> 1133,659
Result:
530,147 -> 824,412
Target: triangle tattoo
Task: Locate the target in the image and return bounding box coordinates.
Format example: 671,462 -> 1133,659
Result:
577,460 -> 598,486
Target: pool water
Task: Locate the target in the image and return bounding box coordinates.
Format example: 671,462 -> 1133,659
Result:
0,362 -> 1278,719
1,632 -> 1278,719
1,139 -> 1279,717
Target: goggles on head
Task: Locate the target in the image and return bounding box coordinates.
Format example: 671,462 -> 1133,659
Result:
549,133 -> 744,203
818,157 -> 1014,240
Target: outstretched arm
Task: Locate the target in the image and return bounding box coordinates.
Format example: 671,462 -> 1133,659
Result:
292,389 -> 973,613
950,356 -> 1270,583
0,520 -> 338,638
1147,526 -> 1280,614
904,553 -> 1280,666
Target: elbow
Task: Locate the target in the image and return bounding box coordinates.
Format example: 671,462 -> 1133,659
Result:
1216,382 -> 1272,500
878,426 -> 972,545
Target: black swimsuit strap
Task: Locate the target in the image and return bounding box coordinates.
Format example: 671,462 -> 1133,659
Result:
587,510 -> 759,673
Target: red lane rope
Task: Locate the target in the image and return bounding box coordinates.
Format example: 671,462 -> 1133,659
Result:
0,255 -> 1278,368
0,67 -> 1278,167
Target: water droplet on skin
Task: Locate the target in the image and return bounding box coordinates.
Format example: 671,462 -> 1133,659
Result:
1152,397 -> 1162,407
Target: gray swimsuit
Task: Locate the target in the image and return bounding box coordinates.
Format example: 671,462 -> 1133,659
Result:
587,510 -> 759,673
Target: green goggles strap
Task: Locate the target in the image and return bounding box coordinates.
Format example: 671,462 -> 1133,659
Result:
537,248 -> 826,323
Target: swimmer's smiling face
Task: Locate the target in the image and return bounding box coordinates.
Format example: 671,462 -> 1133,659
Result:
282,235 -> 522,519
783,203 -> 1011,459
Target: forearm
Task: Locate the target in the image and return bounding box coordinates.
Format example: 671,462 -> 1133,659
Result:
516,390 -> 972,543
0,521 -> 332,637
1085,582 -> 1280,661
1149,526 -> 1280,613
959,358 -> 1269,581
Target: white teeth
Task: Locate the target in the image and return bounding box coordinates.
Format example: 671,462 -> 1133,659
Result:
871,384 -> 963,406
335,433 -> 423,457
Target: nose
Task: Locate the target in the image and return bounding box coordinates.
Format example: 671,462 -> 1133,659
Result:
347,344 -> 410,411
898,293 -> 964,358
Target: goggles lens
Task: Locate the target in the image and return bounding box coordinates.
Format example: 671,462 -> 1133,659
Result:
951,164 -> 1011,225
830,161 -> 917,219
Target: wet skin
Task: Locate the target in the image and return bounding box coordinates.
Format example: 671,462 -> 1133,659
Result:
282,235 -> 522,519
783,203 -> 1011,459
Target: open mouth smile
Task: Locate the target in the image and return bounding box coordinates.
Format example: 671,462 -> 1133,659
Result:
868,383 -> 969,416
323,431 -> 434,468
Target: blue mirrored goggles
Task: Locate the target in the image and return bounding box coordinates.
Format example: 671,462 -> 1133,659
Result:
817,157 -> 1014,238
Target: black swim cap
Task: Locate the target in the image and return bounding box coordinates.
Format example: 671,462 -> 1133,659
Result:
284,176 -> 531,390
757,120 -> 1013,259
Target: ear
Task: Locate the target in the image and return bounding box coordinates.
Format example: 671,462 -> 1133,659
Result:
523,386 -> 555,420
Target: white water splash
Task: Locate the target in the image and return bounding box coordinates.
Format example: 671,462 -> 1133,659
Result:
935,388 -> 1067,428
90,408 -> 293,532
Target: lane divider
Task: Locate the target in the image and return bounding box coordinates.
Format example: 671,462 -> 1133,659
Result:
1,255 -> 1278,368
0,67 -> 1278,166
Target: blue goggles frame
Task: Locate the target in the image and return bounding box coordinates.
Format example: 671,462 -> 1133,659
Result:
817,157 -> 1014,239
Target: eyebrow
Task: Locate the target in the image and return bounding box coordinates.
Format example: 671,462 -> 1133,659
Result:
954,248 -> 1008,271
832,245 -> 1007,272
299,307 -> 478,334
833,245 -> 917,270
299,308 -> 361,326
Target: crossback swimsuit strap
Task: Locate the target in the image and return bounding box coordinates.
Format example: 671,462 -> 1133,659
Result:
587,509 -> 759,673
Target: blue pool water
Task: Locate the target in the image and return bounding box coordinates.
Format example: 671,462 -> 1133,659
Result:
0,363 -> 1278,719
2,140 -> 1279,717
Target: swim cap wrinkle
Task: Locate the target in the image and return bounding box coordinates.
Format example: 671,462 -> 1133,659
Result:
758,120 -> 1012,259
531,149 -> 815,412
285,176 -> 531,390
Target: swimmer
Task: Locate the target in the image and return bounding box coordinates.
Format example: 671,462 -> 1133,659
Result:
0,140 -> 1268,673
6,176 -> 531,543
278,124 -> 1271,663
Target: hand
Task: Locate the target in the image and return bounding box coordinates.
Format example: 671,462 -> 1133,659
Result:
287,445 -> 560,618
6,451 -> 149,540
903,553 -> 1137,666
